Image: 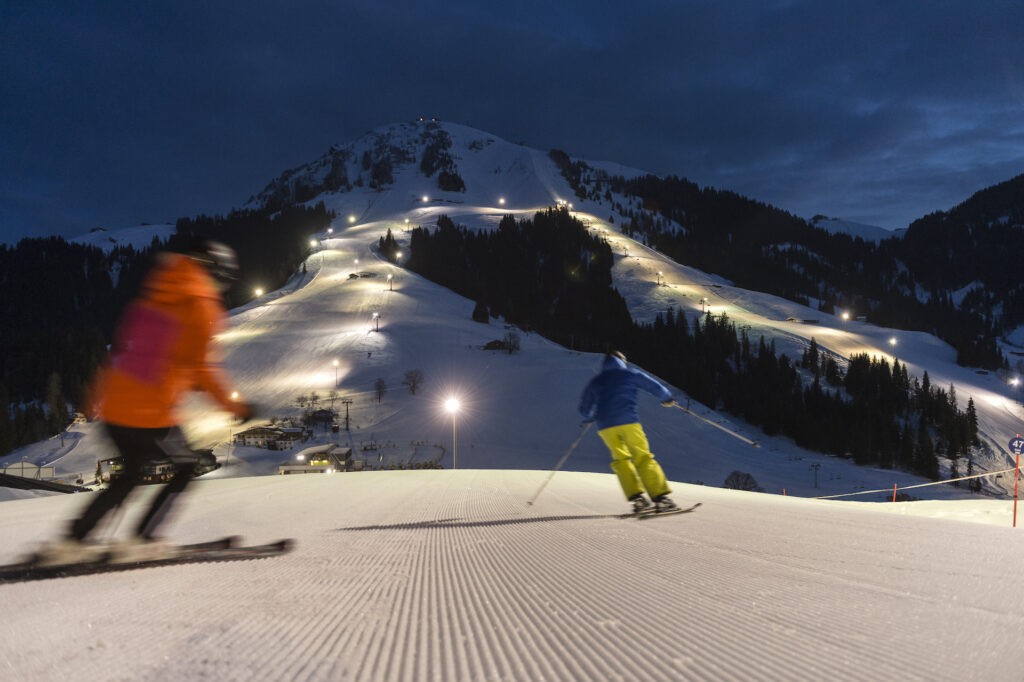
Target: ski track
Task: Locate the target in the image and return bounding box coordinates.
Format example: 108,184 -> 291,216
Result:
4,472 -> 1024,681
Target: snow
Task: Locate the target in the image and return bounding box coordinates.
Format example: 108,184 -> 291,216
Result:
810,216 -> 901,243
2,471 -> 1024,680
5,120 -> 1024,679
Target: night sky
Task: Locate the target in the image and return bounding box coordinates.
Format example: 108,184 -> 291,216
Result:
2,0 -> 1022,243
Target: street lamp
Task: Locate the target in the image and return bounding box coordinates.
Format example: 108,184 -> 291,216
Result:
387,274 -> 393,291
372,312 -> 379,331
445,397 -> 460,468
889,337 -> 898,362
254,287 -> 263,297
701,297 -> 709,313
657,271 -> 663,286
333,359 -> 339,387
841,311 -> 850,322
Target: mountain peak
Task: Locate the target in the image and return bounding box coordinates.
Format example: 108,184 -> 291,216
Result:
244,120 -> 590,225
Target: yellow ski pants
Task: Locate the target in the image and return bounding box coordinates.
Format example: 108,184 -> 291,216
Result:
597,422 -> 671,500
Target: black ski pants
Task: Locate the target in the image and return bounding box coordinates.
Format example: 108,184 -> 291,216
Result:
70,424 -> 197,541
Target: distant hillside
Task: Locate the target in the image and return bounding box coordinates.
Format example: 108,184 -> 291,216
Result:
547,155 -> 1019,370
898,174 -> 1024,331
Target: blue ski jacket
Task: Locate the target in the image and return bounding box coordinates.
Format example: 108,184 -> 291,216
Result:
578,355 -> 672,430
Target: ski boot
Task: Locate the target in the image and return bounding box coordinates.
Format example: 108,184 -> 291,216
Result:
107,537 -> 182,564
31,537 -> 109,567
652,494 -> 679,512
629,493 -> 652,513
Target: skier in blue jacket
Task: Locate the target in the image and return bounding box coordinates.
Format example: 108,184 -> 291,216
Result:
579,351 -> 678,513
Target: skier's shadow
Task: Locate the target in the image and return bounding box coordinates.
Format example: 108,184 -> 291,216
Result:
336,513 -> 623,532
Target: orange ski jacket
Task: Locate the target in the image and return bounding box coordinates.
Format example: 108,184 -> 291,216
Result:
90,252 -> 244,428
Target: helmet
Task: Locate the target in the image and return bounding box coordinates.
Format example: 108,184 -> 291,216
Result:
188,237 -> 239,288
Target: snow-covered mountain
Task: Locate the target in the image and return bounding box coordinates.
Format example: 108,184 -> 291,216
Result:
245,120 -> 647,221
69,223 -> 176,252
7,120 -> 1021,503
810,215 -> 903,242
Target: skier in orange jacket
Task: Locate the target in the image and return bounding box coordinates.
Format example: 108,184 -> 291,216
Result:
34,238 -> 252,566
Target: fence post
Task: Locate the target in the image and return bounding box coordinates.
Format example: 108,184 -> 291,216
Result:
892,483 -> 898,502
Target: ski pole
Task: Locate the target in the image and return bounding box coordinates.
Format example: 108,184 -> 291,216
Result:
526,421 -> 593,507
669,401 -> 760,447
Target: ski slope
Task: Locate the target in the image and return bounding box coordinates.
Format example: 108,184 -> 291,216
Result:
2,470 -> 1022,681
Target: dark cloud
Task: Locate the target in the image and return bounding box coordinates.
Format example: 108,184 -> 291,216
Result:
1,0 -> 1022,242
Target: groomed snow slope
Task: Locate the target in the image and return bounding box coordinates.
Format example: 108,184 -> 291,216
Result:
2,470 -> 1023,681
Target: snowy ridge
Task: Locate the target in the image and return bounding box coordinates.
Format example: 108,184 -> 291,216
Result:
69,223 -> 176,252
2,470 -> 1022,680
810,216 -> 900,242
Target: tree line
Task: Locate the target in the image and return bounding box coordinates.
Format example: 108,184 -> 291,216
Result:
0,203 -> 333,457
405,207 -> 632,351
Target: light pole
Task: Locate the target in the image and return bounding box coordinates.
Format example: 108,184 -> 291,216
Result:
701,297 -> 709,313
373,312 -> 380,332
387,274 -> 393,291
889,337 -> 898,363
227,390 -> 240,469
333,359 -> 339,387
445,397 -> 460,469
657,271 -> 663,286
341,397 -> 353,431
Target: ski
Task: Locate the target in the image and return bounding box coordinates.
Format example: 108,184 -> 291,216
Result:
621,502 -> 702,519
0,537 -> 290,583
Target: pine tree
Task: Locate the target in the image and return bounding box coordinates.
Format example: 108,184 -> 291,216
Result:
0,383 -> 13,455
46,372 -> 69,435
